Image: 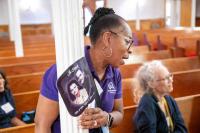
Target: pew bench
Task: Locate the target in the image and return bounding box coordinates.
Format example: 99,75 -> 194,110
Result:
0,123 -> 35,133
112,94 -> 200,133
13,90 -> 39,116
122,69 -> 200,106
120,56 -> 200,79
1,60 -> 55,76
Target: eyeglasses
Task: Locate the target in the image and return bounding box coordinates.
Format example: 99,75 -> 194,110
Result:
156,73 -> 173,82
109,31 -> 133,51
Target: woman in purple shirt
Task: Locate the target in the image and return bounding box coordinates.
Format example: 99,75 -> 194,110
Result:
35,7 -> 133,133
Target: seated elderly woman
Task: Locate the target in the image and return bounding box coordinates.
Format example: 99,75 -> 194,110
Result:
133,60 -> 187,133
0,69 -> 26,128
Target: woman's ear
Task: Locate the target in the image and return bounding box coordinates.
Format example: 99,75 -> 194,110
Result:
102,31 -> 111,48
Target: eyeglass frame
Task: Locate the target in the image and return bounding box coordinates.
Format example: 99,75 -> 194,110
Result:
109,30 -> 134,51
156,73 -> 173,82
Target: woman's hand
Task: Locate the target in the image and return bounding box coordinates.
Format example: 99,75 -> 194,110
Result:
79,107 -> 108,129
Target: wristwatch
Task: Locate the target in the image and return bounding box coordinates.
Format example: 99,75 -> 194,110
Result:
108,113 -> 114,128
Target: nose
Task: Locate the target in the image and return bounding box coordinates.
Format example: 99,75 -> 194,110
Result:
168,76 -> 173,83
123,51 -> 129,59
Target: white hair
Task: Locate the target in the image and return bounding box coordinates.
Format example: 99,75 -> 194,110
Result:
133,60 -> 169,103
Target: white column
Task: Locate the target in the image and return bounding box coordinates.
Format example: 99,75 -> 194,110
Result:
176,0 -> 181,27
13,0 -> 24,57
51,0 -> 86,133
135,0 -> 140,31
191,0 -> 196,27
170,1 -> 176,27
7,0 -> 14,42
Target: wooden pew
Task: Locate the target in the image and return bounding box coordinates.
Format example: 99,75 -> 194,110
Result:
8,72 -> 44,94
0,53 -> 55,65
111,105 -> 137,133
122,79 -> 135,107
1,60 -> 55,76
6,59 -> 200,109
0,42 -> 54,51
13,90 -> 39,116
135,28 -> 200,51
125,50 -> 172,64
0,46 -> 55,57
122,69 -> 200,106
129,45 -> 150,55
119,63 -> 141,79
177,37 -> 200,56
171,69 -> 200,97
0,123 -> 35,133
121,56 -> 200,79
22,35 -> 54,45
176,94 -> 200,133
112,94 -> 200,133
162,56 -> 200,72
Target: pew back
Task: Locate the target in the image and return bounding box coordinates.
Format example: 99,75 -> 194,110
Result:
13,90 -> 39,116
122,69 -> 200,106
8,72 -> 44,94
0,123 -> 35,133
1,60 -> 54,76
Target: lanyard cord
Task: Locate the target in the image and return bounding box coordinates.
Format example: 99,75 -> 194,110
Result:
162,97 -> 174,132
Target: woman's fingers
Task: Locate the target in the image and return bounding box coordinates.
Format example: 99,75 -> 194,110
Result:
79,107 -> 108,128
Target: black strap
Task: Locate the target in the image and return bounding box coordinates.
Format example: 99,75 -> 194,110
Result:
93,79 -> 101,108
92,79 -> 103,133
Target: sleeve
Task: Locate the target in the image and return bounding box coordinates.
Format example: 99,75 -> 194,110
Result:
114,69 -> 122,99
7,90 -> 17,118
170,97 -> 188,133
40,64 -> 59,101
134,96 -> 157,133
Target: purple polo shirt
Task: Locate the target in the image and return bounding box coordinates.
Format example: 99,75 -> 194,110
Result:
41,46 -> 122,133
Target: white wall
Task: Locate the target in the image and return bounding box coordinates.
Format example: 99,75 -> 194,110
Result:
19,0 -> 52,24
0,0 -> 9,25
0,0 -> 166,25
0,0 -> 52,25
108,0 -> 165,20
196,0 -> 200,17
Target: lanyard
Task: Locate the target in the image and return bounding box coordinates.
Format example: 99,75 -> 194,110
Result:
162,97 -> 174,132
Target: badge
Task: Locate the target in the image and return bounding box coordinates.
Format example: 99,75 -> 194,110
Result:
1,102 -> 14,113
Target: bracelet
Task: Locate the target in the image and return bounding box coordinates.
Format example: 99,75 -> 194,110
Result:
105,112 -> 110,127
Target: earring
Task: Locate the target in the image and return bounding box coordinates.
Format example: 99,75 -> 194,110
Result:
102,47 -> 112,58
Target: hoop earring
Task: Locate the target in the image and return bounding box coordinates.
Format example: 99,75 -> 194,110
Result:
102,47 -> 112,58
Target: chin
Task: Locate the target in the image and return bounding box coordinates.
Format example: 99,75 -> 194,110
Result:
112,64 -> 119,68
168,87 -> 173,93
111,63 -> 120,68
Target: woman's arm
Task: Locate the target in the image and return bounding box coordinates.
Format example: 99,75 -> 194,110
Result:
109,98 -> 123,128
34,95 -> 59,133
11,117 -> 26,126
